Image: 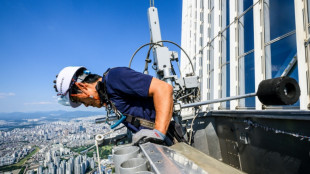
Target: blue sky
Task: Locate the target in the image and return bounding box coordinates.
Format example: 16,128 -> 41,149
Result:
0,0 -> 182,113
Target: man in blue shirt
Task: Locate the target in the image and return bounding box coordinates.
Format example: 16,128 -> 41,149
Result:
54,66 -> 173,145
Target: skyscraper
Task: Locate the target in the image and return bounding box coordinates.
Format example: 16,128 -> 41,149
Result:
181,0 -> 308,110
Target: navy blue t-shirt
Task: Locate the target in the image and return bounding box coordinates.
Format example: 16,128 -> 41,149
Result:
104,67 -> 155,133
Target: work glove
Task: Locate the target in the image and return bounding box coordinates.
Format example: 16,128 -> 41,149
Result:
132,129 -> 167,146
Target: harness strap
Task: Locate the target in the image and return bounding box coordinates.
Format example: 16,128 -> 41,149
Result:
125,114 -> 155,129
99,68 -> 155,130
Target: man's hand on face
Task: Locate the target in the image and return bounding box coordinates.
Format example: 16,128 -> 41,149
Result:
132,129 -> 166,145
70,83 -> 92,98
70,82 -> 102,108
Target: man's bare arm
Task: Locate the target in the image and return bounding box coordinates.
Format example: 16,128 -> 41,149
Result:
148,77 -> 173,135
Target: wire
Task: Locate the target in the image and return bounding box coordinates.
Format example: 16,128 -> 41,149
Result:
150,0 -> 155,7
129,43 -> 160,68
143,43 -> 157,73
188,108 -> 200,145
128,40 -> 195,76
177,90 -> 195,100
192,0 -> 260,60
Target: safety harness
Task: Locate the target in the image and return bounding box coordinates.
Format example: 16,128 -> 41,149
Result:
95,69 -> 155,130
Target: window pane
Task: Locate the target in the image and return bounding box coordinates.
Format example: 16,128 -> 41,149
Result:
239,7 -> 254,54
265,0 -> 295,40
265,34 -> 297,78
221,0 -> 230,101
242,52 -> 255,107
243,0 -> 253,10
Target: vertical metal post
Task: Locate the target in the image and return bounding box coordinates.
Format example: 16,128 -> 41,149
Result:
221,0 -> 227,109
196,0 -> 202,77
212,0 -> 222,110
253,0 -> 264,110
202,0 -> 208,111
181,0 -> 191,74
230,0 -> 239,110
210,0 -> 214,104
190,0 -> 196,73
295,0 -> 310,110
202,0 -> 213,111
148,7 -> 173,85
238,0 -> 245,107
264,0 -> 272,79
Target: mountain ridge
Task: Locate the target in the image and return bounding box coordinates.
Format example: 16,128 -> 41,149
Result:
0,110 -> 106,121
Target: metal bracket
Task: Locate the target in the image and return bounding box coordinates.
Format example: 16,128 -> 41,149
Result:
304,38 -> 310,46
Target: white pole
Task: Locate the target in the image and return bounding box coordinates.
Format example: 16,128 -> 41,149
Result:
295,0 -> 310,110
95,140 -> 102,174
253,0 -> 264,110
230,0 -> 239,110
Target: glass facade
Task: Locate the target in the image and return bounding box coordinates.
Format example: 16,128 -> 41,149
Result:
181,0 -> 309,110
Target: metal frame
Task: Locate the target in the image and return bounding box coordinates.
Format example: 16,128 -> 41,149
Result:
190,0 -> 196,73
295,0 -> 310,110
281,55 -> 297,77
196,0 -> 202,77
263,0 -> 272,79
212,0 -> 223,110
229,0 -> 239,110
221,0 -> 228,109
238,0 -> 245,107
253,0 -> 264,110
201,0 -> 212,111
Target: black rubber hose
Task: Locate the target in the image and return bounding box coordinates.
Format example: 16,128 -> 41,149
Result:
257,77 -> 300,105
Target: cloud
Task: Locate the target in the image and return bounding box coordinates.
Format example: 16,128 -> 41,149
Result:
24,102 -> 53,105
0,92 -> 16,98
272,65 -> 280,71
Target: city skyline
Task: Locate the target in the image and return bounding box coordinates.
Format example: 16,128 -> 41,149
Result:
0,114 -> 125,173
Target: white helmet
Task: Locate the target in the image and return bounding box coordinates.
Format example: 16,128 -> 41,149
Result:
54,66 -> 90,108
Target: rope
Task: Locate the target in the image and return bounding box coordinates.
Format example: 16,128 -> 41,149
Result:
150,0 -> 155,7
244,120 -> 310,142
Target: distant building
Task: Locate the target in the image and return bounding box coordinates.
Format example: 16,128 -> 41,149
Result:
27,170 -> 34,174
38,165 -> 43,174
0,156 -> 15,166
81,163 -> 86,174
90,159 -> 95,169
